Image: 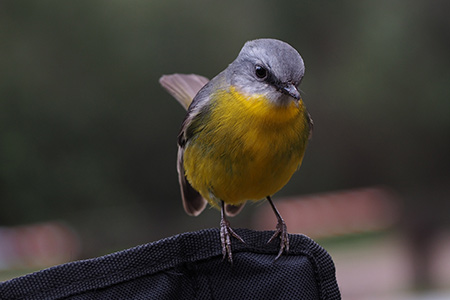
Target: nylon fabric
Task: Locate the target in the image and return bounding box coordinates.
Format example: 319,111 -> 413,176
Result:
0,229 -> 340,300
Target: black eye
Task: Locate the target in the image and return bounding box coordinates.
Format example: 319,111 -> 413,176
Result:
255,65 -> 267,79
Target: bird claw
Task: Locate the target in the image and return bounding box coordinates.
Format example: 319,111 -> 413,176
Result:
220,218 -> 245,263
267,218 -> 290,260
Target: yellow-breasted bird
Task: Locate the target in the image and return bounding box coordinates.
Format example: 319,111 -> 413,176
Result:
160,38 -> 313,262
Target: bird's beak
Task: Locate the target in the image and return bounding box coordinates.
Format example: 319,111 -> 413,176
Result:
281,83 -> 301,100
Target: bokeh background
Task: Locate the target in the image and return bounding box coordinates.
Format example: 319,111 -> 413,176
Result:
1,1 -> 449,298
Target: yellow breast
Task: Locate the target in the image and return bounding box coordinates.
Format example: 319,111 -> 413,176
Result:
183,86 -> 310,206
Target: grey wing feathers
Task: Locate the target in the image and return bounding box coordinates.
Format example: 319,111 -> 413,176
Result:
225,203 -> 246,217
159,74 -> 209,110
160,73 -> 209,216
306,111 -> 314,139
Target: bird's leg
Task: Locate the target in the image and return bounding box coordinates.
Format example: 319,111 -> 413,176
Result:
266,196 -> 289,260
220,200 -> 245,263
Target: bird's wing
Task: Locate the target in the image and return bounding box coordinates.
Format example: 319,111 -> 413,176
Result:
225,203 -> 246,217
306,110 -> 314,140
159,74 -> 209,110
175,82 -> 217,216
177,147 -> 207,216
160,73 -> 213,216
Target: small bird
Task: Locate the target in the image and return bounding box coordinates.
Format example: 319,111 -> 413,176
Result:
160,38 -> 312,262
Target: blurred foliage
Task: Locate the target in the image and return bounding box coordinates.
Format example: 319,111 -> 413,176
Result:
1,1 -> 449,255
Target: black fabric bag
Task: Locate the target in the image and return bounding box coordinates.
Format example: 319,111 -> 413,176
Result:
0,228 -> 340,299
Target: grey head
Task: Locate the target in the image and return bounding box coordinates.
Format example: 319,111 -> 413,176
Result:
225,38 -> 305,105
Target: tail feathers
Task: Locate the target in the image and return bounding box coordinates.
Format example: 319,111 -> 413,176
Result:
159,74 -> 209,110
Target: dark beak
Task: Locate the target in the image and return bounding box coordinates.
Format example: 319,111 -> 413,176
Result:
281,83 -> 301,100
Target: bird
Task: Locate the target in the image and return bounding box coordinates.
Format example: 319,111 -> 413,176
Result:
159,38 -> 313,262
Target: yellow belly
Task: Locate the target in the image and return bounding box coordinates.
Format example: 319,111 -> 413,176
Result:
183,87 -> 310,206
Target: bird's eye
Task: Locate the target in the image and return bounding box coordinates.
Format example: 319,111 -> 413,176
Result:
255,65 -> 267,79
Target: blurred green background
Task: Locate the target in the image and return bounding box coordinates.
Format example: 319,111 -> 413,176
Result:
1,0 -> 450,294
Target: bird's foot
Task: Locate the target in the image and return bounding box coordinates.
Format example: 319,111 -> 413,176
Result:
267,218 -> 290,260
220,217 -> 245,263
